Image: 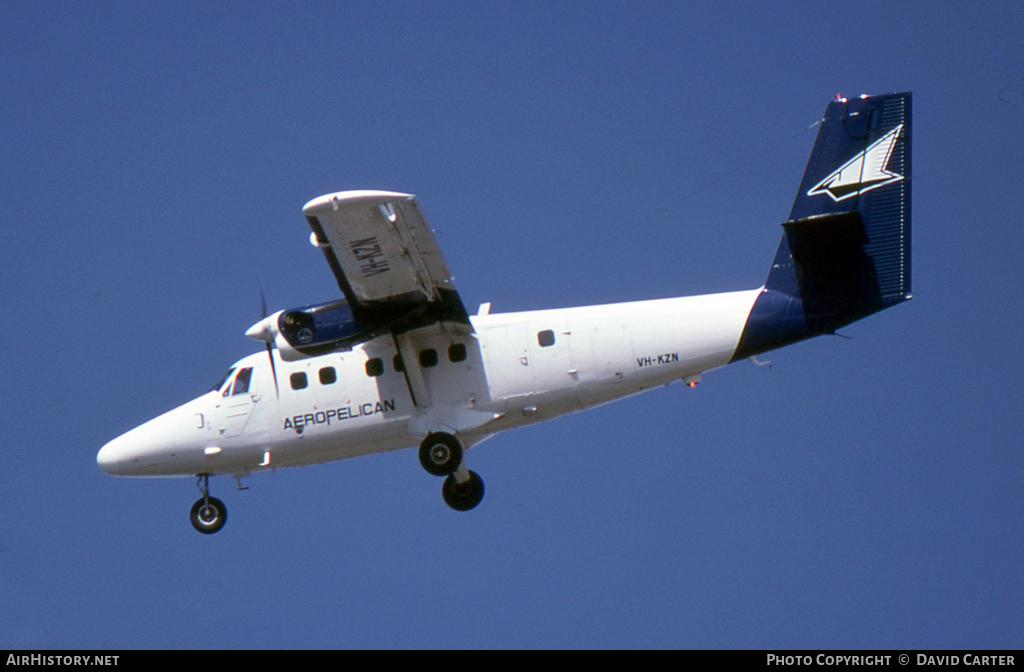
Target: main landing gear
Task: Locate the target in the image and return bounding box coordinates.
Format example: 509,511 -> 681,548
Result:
190,474 -> 227,534
418,432 -> 484,511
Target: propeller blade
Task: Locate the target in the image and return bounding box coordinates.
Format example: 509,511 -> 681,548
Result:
257,281 -> 279,401
266,342 -> 280,401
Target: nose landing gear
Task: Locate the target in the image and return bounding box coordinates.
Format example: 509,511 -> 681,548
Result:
190,474 -> 227,534
418,432 -> 485,511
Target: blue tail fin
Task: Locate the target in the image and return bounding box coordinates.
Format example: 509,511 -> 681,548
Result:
733,92 -> 912,360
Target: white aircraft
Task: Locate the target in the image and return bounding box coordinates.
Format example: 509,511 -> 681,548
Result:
98,92 -> 913,534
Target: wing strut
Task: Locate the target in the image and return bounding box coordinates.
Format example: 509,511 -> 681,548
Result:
392,333 -> 432,408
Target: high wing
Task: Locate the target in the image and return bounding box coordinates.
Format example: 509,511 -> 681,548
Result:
301,191 -> 477,417
302,190 -> 469,329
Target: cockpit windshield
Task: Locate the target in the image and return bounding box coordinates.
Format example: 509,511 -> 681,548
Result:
211,368 -> 236,393
231,368 -> 253,396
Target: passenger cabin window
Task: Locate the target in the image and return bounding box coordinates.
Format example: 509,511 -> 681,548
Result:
538,330 -> 555,347
365,358 -> 384,377
231,368 -> 253,396
419,348 -> 438,368
319,367 -> 337,385
290,372 -> 308,390
448,343 -> 467,362
393,354 -> 404,372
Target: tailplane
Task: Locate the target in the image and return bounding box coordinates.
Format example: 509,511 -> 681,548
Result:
733,92 -> 912,360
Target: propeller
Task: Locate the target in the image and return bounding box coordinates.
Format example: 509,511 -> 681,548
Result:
256,282 -> 280,402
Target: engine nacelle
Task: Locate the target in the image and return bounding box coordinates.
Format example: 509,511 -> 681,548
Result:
245,299 -> 382,362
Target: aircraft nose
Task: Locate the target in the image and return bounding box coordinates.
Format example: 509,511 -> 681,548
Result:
97,433 -> 132,475
97,401 -> 211,476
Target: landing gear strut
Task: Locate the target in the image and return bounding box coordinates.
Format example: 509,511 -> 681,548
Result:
190,474 -> 227,534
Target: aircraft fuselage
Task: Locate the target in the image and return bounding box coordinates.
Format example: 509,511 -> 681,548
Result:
98,289 -> 760,478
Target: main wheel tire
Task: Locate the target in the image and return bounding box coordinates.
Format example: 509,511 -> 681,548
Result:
190,496 -> 228,534
442,471 -> 485,512
418,432 -> 463,477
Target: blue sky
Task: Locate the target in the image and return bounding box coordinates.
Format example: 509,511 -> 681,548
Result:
1,1 -> 1021,649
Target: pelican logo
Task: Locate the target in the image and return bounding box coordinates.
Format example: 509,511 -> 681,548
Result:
807,124 -> 904,202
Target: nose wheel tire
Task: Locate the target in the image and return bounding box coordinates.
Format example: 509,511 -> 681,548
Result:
419,432 -> 463,476
190,496 -> 228,534
442,470 -> 485,511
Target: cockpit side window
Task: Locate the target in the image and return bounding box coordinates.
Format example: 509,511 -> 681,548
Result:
213,368 -> 236,394
231,368 -> 254,396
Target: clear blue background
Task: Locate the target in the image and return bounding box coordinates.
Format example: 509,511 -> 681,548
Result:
1,1 -> 1021,649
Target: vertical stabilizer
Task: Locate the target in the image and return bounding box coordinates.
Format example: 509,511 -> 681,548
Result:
733,92 -> 912,360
